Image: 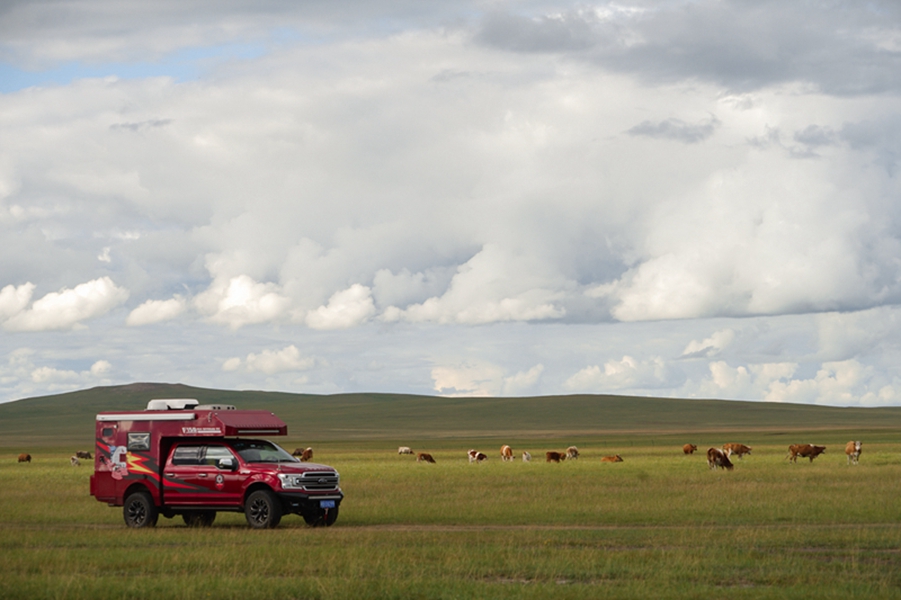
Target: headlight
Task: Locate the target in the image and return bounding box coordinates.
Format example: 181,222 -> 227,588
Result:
277,474 -> 304,489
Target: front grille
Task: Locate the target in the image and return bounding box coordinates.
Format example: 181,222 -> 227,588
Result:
299,471 -> 340,491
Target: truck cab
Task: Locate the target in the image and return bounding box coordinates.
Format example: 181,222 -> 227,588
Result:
90,399 -> 342,529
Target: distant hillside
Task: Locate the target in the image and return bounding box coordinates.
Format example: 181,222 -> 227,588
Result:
2,383 -> 901,450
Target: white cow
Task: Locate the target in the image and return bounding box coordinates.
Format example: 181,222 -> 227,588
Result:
845,441 -> 862,465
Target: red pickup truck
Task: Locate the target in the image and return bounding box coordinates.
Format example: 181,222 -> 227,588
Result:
90,398 -> 343,529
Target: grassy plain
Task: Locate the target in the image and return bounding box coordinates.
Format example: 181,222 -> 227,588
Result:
2,385 -> 901,598
2,439 -> 901,599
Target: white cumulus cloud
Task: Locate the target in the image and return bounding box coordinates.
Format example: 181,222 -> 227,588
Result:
194,274 -> 289,329
564,356 -> 672,392
305,284 -> 376,330
127,296 -> 187,326
3,277 -> 128,332
224,345 -> 315,375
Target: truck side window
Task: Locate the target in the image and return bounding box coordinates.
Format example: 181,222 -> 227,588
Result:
171,445 -> 203,466
204,446 -> 236,467
127,432 -> 151,451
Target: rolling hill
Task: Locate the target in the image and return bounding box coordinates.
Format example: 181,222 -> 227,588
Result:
2,382 -> 900,450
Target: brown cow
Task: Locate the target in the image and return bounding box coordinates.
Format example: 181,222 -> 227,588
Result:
299,447 -> 313,462
707,447 -> 733,471
845,441 -> 862,465
722,443 -> 752,459
682,444 -> 698,455
500,445 -> 513,461
566,446 -> 580,459
601,454 -> 623,463
546,451 -> 566,463
75,451 -> 92,460
467,449 -> 487,463
17,453 -> 31,463
292,448 -> 305,456
417,452 -> 436,463
788,444 -> 826,463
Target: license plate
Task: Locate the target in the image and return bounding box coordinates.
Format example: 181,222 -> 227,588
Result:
320,500 -> 336,509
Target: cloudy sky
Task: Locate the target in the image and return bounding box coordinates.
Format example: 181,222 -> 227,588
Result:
1,0 -> 900,406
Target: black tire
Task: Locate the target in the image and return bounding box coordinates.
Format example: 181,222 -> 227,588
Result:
324,505 -> 338,527
245,490 -> 282,529
123,491 -> 158,528
182,511 -> 216,527
303,505 -> 339,527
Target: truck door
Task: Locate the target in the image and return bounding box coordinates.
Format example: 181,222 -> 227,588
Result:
163,444 -> 206,505
164,444 -> 243,506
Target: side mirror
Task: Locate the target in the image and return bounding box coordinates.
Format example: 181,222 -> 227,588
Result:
218,457 -> 236,471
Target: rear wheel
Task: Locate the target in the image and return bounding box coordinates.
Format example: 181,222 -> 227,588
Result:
245,490 -> 282,529
182,511 -> 216,527
123,491 -> 158,528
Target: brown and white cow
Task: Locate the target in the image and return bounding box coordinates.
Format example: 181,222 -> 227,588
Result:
75,451 -> 92,460
787,444 -> 826,463
546,451 -> 566,463
500,445 -> 513,461
707,447 -> 734,471
417,452 -> 436,463
398,446 -> 413,455
601,454 -> 623,463
17,453 -> 31,463
522,451 -> 531,462
722,443 -> 752,459
299,447 -> 313,462
70,456 -> 80,466
468,449 -> 487,463
566,446 -> 580,459
682,444 -> 698,455
845,441 -> 862,465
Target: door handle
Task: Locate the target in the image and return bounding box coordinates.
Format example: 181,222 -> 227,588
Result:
198,473 -> 208,478
166,473 -> 177,478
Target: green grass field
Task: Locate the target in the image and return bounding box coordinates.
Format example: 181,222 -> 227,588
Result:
1,385 -> 901,598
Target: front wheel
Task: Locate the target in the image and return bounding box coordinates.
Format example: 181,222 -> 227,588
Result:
245,490 -> 282,529
303,505 -> 339,527
123,491 -> 158,528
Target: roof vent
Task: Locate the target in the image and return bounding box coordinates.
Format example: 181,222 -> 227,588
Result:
146,398 -> 200,411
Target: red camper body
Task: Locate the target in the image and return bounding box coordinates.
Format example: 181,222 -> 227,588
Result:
90,399 -> 342,529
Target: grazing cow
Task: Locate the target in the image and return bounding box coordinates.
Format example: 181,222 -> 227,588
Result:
17,453 -> 31,463
546,451 -> 566,463
601,454 -> 623,463
707,447 -> 734,471
722,443 -> 752,459
682,444 -> 698,455
417,452 -> 436,463
398,446 -> 413,455
845,441 -> 862,465
75,451 -> 92,460
787,444 -> 826,463
299,447 -> 313,462
70,456 -> 80,467
500,445 -> 513,461
292,448 -> 305,456
522,451 -> 531,462
468,449 -> 487,463
566,446 -> 580,459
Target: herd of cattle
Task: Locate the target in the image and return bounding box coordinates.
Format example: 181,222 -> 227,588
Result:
15,440 -> 865,470
398,440 -> 865,471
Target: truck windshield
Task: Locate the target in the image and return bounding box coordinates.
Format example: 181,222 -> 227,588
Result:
230,440 -> 298,464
